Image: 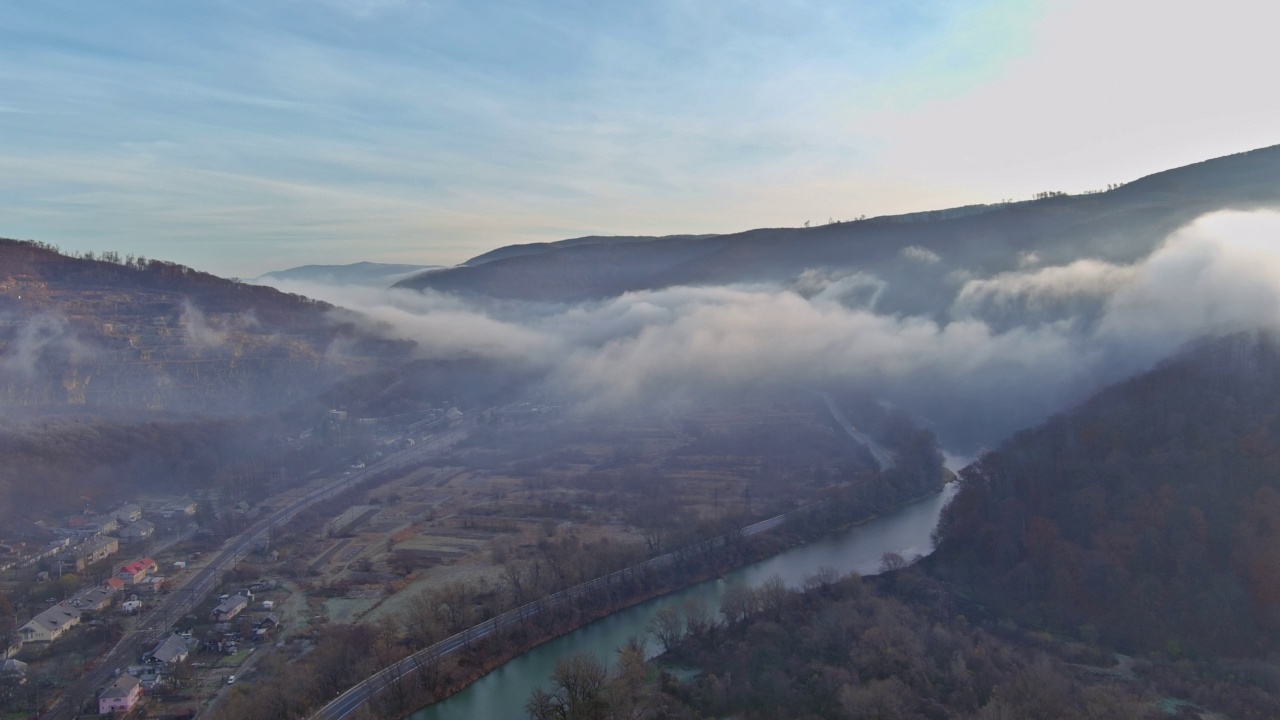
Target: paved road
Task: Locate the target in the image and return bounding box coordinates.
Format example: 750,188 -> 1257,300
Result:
40,425 -> 469,720
814,392 -> 896,471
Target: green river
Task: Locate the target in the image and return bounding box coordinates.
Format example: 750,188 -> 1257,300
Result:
411,484 -> 957,720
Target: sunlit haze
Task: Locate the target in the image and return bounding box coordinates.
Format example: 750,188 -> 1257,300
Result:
2,0 -> 1277,277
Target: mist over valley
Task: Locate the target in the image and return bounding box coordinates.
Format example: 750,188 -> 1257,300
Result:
6,121 -> 1280,720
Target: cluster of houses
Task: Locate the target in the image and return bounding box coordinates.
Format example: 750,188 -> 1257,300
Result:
92,590 -> 284,714
15,557 -> 163,647
205,588 -> 281,653
8,578 -> 284,716
96,632 -> 195,715
0,497 -> 196,577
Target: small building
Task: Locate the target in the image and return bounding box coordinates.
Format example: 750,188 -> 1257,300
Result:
61,535 -> 121,572
0,659 -> 28,682
117,557 -> 157,586
38,537 -> 69,561
146,634 -> 190,666
105,577 -> 126,592
121,599 -> 143,614
112,503 -> 143,523
138,576 -> 166,594
117,520 -> 155,544
90,515 -> 121,534
261,600 -> 275,610
98,674 -> 142,715
211,595 -> 248,622
19,603 -> 80,643
70,585 -> 116,613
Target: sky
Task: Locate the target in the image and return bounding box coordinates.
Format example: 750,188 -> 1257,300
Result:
2,0 -> 1278,278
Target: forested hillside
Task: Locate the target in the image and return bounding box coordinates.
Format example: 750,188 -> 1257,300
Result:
934,330 -> 1280,657
0,239 -> 411,416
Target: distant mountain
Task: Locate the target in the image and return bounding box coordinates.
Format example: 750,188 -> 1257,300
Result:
253,261 -> 440,288
933,330 -> 1280,657
396,145 -> 1280,310
461,233 -> 719,267
0,241 -> 412,416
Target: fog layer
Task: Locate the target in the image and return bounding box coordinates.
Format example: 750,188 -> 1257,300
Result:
263,210 -> 1280,450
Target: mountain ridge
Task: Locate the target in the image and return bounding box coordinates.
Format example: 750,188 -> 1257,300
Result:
396,144 -> 1280,310
252,261 -> 440,288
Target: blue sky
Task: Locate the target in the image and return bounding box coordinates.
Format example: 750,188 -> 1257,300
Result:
2,0 -> 1278,277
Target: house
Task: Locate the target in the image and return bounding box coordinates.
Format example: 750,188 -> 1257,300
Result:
19,603 -> 80,643
98,674 -> 142,715
112,503 -> 143,523
31,537 -> 69,566
70,585 -> 116,613
2,640 -> 21,660
211,595 -> 248,622
0,659 -> 27,681
117,557 -> 157,586
105,577 -> 125,592
62,535 -> 120,571
138,576 -> 166,594
90,515 -> 121,534
117,520 -> 155,544
146,634 -> 189,666
78,535 -> 120,564
162,499 -> 197,518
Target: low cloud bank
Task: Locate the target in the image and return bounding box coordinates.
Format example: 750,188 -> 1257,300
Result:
263,210 -> 1280,450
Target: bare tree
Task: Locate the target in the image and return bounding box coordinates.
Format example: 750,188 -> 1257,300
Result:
720,584 -> 756,625
803,564 -> 839,595
648,606 -> 684,653
526,652 -> 609,720
682,596 -> 714,638
758,574 -> 789,621
880,552 -> 907,573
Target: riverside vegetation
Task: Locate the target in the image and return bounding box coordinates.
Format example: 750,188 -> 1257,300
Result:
535,332 -> 1280,720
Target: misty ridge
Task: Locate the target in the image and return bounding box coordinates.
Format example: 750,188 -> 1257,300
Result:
6,144 -> 1280,454
0,244 -> 418,418
260,207 -> 1280,453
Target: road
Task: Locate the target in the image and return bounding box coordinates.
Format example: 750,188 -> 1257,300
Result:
40,424 -> 469,720
814,392 -> 896,471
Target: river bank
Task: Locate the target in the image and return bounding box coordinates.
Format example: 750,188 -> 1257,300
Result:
407,483 -> 956,720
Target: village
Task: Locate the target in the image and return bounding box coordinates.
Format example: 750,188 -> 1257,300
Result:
0,392 -> 887,718
0,489 -> 312,719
